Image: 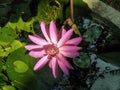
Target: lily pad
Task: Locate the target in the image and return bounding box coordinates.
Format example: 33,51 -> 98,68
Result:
0,58 -> 3,72
6,47 -> 61,90
0,27 -> 17,46
2,85 -> 16,90
5,17 -> 35,33
6,48 -> 36,90
10,40 -> 24,52
0,73 -> 8,86
0,45 -> 11,57
13,60 -> 29,73
36,0 -> 62,23
0,40 -> 24,57
29,66 -> 61,90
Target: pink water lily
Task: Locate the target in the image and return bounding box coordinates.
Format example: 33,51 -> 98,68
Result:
25,21 -> 82,78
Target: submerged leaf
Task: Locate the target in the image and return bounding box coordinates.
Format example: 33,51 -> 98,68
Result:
83,26 -> 102,42
91,70 -> 120,90
98,52 -> 120,67
73,52 -> 90,68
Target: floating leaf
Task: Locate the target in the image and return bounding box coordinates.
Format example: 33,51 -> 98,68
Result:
91,70 -> 120,90
13,60 -> 29,73
73,52 -> 90,68
0,27 -> 17,46
5,17 -> 35,33
29,66 -> 61,90
0,40 -> 24,57
0,58 -> 3,72
0,45 -> 12,57
10,40 -> 24,53
6,48 -> 36,90
36,0 -> 62,23
2,85 -> 16,90
0,73 -> 8,86
6,48 -> 61,90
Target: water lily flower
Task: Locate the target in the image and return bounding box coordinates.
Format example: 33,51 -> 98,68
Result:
25,21 -> 82,78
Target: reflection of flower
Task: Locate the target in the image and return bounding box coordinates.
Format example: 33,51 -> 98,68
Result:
25,21 -> 82,78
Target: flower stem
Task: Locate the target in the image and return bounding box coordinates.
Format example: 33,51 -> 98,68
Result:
70,0 -> 74,22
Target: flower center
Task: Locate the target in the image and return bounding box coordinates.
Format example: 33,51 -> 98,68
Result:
46,45 -> 59,57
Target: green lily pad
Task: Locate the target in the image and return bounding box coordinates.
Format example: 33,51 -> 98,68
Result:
0,45 -> 11,57
29,66 -> 61,90
0,27 -> 17,46
6,47 -> 61,90
10,40 -> 24,52
2,85 -> 16,90
0,58 -> 3,72
36,0 -> 62,23
13,60 -> 29,73
0,73 -> 8,86
6,48 -> 36,90
0,40 -> 24,57
5,17 -> 35,33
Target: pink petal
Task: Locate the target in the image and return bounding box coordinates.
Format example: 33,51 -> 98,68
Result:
29,50 -> 46,58
48,59 -> 52,68
58,59 -> 69,75
60,51 -> 79,58
51,57 -> 58,78
28,35 -> 48,45
25,45 -> 43,51
58,26 -> 66,39
65,37 -> 82,45
34,55 -> 49,70
61,26 -> 67,37
49,21 -> 58,44
40,22 -> 51,42
59,45 -> 81,52
57,29 -> 73,47
57,53 -> 73,69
